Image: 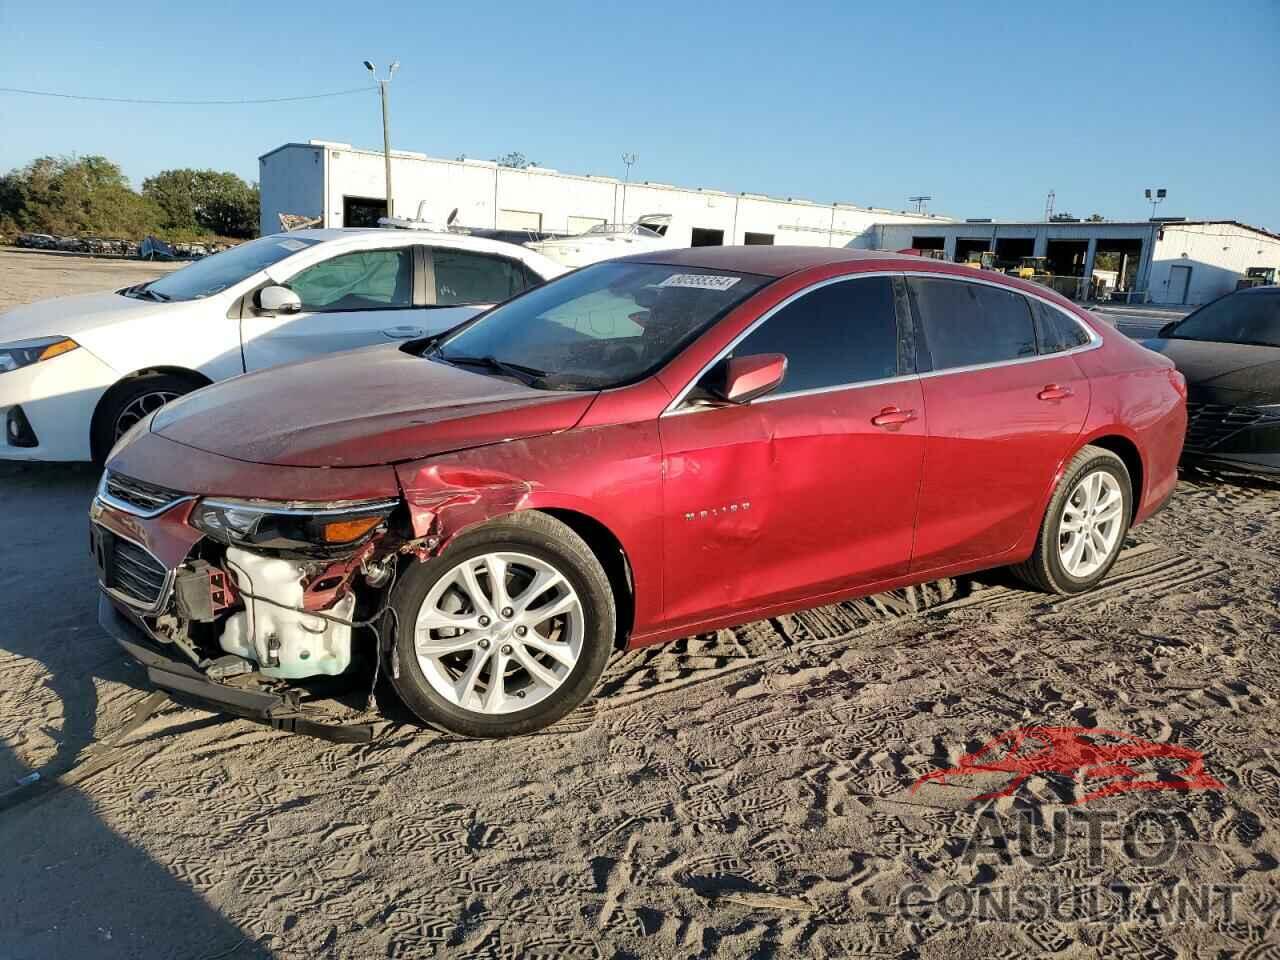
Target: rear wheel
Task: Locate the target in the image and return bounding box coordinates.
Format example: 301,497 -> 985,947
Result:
92,373 -> 199,465
389,511 -> 615,737
1012,445 -> 1132,595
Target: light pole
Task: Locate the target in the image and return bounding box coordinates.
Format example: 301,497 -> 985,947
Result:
620,152 -> 637,226
1144,187 -> 1166,220
364,60 -> 399,218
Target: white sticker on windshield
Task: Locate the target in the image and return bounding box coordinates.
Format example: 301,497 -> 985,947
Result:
277,238 -> 309,252
658,273 -> 742,292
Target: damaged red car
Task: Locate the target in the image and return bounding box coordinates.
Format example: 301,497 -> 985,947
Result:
94,247 -> 1186,738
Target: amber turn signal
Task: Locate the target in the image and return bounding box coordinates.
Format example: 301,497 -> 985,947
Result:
38,338 -> 80,361
322,516 -> 384,543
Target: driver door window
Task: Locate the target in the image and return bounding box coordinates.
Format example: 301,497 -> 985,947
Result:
240,247 -> 418,372
287,249 -> 413,311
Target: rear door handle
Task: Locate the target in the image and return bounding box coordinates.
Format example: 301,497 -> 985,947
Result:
382,325 -> 425,339
1037,384 -> 1074,401
871,406 -> 917,427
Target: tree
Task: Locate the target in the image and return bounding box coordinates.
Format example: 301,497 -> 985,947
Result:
1087,213 -> 1106,222
494,151 -> 536,169
142,168 -> 259,239
0,155 -> 164,238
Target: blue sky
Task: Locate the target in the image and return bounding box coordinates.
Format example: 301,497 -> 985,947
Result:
2,0 -> 1277,227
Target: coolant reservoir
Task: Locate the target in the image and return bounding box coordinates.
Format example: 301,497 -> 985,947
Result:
219,547 -> 355,679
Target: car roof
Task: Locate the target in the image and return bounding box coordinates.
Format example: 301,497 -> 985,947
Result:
614,245 -> 935,278
278,226 -> 563,273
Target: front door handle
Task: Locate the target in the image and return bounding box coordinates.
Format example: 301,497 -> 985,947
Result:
1038,384 -> 1074,401
871,406 -> 917,427
382,325 -> 425,339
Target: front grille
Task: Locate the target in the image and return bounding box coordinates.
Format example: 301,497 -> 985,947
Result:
103,471 -> 186,514
96,527 -> 170,609
1184,401 -> 1275,451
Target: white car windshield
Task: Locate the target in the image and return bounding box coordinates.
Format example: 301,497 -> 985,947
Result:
431,261 -> 771,390
133,235 -> 323,302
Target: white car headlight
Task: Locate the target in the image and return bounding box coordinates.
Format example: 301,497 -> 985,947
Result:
0,336 -> 79,374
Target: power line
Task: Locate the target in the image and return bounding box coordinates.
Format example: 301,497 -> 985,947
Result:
0,85 -> 372,105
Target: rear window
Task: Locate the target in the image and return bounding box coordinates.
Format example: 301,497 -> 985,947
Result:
908,278 -> 1037,370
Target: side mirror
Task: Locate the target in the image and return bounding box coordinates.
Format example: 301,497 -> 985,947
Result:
1157,320 -> 1178,338
704,353 -> 788,404
258,285 -> 302,315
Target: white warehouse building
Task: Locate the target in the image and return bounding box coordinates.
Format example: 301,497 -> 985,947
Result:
259,140 -> 949,250
870,218 -> 1280,306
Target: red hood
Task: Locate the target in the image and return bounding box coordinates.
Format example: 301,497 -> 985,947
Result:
150,344 -> 598,467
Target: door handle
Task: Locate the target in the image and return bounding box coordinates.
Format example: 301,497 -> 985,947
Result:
871,406 -> 917,427
382,326 -> 425,339
1037,384 -> 1074,401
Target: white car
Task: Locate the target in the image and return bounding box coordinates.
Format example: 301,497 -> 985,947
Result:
0,228 -> 566,463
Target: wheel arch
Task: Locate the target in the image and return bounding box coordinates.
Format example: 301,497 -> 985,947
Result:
533,507 -> 635,650
90,366 -> 214,451
1077,431 -> 1144,523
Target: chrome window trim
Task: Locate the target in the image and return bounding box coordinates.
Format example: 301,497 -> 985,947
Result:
661,269 -> 1103,417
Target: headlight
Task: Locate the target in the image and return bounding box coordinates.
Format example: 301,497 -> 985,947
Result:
190,497 -> 400,555
0,336 -> 79,374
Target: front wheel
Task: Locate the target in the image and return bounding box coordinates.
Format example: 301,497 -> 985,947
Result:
389,511 -> 616,737
1012,445 -> 1132,595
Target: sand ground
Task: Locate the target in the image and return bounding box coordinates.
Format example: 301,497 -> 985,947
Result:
0,250 -> 1277,958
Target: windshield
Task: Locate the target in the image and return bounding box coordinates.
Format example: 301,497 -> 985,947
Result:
135,235 -> 322,302
1169,291 -> 1280,348
433,261 -> 771,390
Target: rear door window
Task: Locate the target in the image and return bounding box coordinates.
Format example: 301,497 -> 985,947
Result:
1032,299 -> 1092,353
730,276 -> 901,393
431,248 -> 534,305
908,278 -> 1037,370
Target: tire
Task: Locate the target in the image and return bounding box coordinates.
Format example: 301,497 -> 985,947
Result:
1011,445 -> 1132,595
92,373 -> 199,465
389,511 -> 616,737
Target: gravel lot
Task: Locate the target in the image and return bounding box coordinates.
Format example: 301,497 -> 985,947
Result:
1,251 -> 1278,959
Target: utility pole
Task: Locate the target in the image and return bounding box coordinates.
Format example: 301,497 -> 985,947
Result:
620,152 -> 637,225
908,195 -> 931,215
364,60 -> 399,217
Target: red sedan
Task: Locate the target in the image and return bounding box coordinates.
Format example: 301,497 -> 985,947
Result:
94,247 -> 1186,737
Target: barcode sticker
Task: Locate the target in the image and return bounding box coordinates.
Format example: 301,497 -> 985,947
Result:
658,274 -> 742,291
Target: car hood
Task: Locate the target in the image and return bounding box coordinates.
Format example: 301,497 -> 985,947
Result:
0,290 -> 171,344
1141,338 -> 1280,403
150,344 -> 598,467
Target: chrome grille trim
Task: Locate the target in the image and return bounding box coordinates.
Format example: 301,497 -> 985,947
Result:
99,471 -> 193,518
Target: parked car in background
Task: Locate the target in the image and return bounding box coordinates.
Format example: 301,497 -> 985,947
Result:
16,233 -> 57,250
1143,285 -> 1280,475
94,247 -> 1186,739
0,228 -> 565,462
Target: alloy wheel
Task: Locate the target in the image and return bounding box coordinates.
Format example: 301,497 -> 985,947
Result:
113,390 -> 182,440
413,551 -> 585,715
1057,470 -> 1124,579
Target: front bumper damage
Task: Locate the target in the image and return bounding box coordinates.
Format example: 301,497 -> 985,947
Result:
99,595 -> 374,743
